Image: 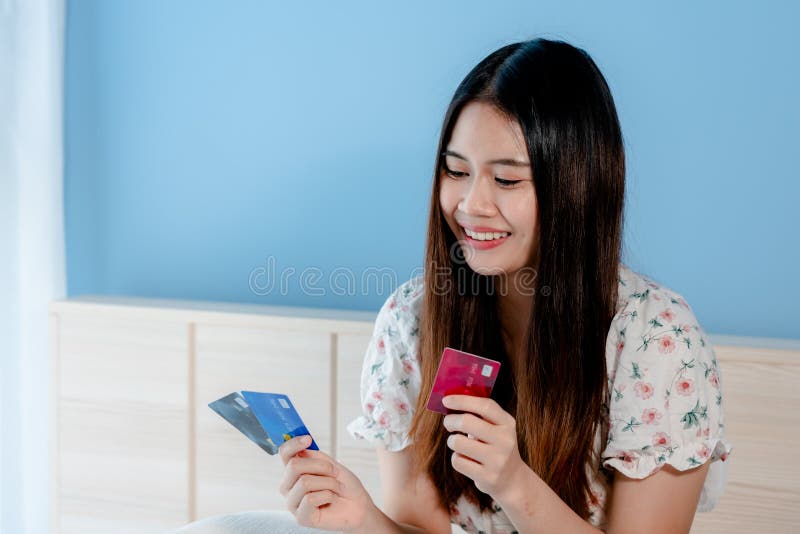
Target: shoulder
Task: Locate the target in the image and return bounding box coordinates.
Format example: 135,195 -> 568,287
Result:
608,263 -> 718,400
346,276 -> 424,450
382,275 -> 424,317
373,275 -> 424,346
614,263 -> 695,323
611,263 -> 709,353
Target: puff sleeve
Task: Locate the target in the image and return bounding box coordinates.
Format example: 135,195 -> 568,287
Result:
345,280 -> 423,452
601,287 -> 733,512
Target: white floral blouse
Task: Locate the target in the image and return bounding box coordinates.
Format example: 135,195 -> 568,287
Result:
345,263 -> 733,533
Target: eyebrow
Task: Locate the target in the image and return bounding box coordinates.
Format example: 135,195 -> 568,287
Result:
442,149 -> 530,168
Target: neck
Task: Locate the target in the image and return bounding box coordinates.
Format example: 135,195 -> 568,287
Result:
497,271 -> 534,357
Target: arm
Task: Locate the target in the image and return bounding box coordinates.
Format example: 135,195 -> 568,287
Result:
349,503 -> 433,534
604,462 -> 710,533
346,446 -> 452,534
494,461 -> 710,534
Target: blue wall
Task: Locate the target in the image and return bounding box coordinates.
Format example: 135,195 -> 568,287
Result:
65,0 -> 800,339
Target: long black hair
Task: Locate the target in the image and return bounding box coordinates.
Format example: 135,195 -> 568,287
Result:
408,37 -> 626,520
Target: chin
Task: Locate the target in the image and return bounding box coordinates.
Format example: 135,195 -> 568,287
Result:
465,261 -> 513,277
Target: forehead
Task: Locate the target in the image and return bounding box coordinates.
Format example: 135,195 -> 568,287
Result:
446,101 -> 528,161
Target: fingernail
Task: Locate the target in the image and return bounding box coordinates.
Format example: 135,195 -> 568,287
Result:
442,397 -> 452,407
302,435 -> 311,445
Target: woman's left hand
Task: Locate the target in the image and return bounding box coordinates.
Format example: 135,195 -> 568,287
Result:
442,394 -> 528,502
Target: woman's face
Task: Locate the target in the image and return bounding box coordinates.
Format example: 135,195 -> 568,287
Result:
439,101 -> 539,277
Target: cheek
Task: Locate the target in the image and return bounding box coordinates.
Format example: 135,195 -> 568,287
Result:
439,181 -> 458,212
500,192 -> 537,231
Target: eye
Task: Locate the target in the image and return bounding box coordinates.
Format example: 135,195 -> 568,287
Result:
495,178 -> 521,188
443,166 -> 522,188
444,167 -> 468,179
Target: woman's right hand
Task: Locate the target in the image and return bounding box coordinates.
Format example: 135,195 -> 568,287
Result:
278,435 -> 376,532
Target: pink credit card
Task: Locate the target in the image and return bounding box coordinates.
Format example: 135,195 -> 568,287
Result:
426,347 -> 501,415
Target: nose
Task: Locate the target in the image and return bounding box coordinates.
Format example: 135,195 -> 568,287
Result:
458,174 -> 497,217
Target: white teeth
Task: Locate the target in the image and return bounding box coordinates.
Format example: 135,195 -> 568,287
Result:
463,228 -> 509,241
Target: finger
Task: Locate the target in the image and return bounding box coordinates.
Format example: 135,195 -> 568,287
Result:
296,490 -> 336,528
279,435 -> 312,465
292,448 -> 341,479
447,432 -> 489,464
295,447 -> 335,464
444,412 -> 494,444
443,395 -> 512,426
279,455 -> 338,496
286,473 -> 340,512
280,455 -> 337,495
451,451 -> 482,480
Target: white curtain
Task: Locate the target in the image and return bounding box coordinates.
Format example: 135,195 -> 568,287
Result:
0,1 -> 66,533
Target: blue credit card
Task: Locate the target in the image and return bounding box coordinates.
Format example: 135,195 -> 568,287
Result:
208,391 -> 279,454
240,391 -> 319,452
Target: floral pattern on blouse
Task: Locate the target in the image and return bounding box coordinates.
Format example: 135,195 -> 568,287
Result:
345,263 -> 733,533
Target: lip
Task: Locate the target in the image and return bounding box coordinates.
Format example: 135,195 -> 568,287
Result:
459,222 -> 511,233
460,227 -> 511,250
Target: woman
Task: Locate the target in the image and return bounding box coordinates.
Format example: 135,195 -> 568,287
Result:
277,37 -> 732,533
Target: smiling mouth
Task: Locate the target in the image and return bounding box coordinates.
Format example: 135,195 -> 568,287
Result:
460,226 -> 512,241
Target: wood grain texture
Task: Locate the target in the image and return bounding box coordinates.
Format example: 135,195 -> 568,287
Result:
55,312 -> 189,534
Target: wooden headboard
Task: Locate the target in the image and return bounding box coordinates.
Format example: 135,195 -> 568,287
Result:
48,296 -> 799,533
